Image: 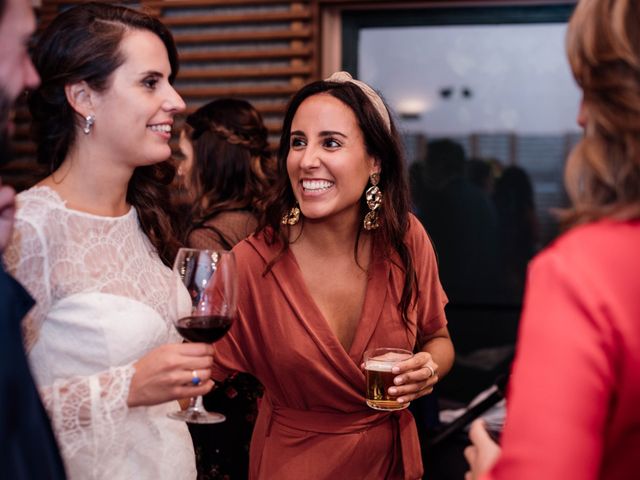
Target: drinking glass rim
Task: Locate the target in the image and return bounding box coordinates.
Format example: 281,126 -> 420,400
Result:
364,347 -> 412,362
365,347 -> 412,355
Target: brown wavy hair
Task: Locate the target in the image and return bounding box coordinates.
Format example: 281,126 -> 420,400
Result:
183,98 -> 276,233
28,2 -> 181,265
563,0 -> 640,226
260,79 -> 417,322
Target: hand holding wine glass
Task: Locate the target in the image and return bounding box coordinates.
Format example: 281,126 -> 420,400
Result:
127,342 -> 214,408
169,248 -> 237,424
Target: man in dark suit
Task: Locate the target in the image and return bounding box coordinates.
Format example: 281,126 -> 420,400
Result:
0,0 -> 66,477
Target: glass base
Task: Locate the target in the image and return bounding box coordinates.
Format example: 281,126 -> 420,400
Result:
167,409 -> 226,424
366,399 -> 410,411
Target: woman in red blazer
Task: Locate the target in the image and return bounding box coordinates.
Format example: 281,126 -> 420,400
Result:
465,0 -> 640,479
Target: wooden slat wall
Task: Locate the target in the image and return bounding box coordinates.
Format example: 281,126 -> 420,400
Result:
149,0 -> 315,135
4,0 -> 318,189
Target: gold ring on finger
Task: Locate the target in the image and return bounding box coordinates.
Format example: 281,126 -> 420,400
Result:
426,364 -> 436,378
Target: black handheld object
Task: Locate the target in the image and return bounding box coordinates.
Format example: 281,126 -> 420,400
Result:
427,374 -> 509,448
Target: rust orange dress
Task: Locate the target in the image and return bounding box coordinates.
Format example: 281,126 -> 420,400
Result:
210,215 -> 447,479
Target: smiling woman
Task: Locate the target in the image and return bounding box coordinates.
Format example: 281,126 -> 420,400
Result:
77,29 -> 185,170
2,3 -> 216,479
286,92 -> 377,225
207,72 -> 455,479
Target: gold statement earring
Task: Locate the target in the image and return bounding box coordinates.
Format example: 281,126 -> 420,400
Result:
281,203 -> 301,226
363,172 -> 383,231
83,114 -> 95,135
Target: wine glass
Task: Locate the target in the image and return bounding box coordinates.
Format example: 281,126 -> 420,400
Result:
168,248 -> 237,424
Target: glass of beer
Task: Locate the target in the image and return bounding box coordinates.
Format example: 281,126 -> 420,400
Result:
364,347 -> 413,411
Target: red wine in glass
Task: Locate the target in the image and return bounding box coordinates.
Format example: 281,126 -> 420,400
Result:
175,315 -> 233,343
168,248 -> 237,424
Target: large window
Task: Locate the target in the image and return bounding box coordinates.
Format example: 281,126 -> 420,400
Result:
342,3 -> 578,400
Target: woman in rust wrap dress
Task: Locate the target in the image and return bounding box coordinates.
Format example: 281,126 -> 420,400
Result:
210,72 -> 455,479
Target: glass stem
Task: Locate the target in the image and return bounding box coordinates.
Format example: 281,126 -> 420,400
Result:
188,395 -> 204,413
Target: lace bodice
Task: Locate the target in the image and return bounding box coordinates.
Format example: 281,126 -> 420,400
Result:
3,186 -> 195,479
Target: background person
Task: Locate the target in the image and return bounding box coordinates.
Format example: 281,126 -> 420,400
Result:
3,3 -> 214,478
177,98 -> 276,479
209,71 -> 454,479
180,98 -> 276,250
411,139 -> 500,304
465,0 -> 640,478
492,165 -> 539,302
0,0 -> 66,477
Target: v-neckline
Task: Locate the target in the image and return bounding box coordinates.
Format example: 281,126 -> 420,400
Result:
282,243 -> 390,365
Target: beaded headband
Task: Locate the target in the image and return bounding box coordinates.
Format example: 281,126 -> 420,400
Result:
325,71 -> 391,133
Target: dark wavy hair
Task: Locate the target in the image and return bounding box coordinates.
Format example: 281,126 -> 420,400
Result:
563,0 -> 640,226
261,79 -> 417,322
28,2 -> 181,265
183,98 -> 276,231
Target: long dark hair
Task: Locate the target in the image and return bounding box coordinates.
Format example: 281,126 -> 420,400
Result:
184,98 -> 275,230
563,0 -> 640,226
28,2 -> 181,265
261,79 -> 417,322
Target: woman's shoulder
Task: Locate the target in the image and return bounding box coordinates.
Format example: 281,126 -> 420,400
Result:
15,186 -> 64,229
537,219 -> 640,263
205,210 -> 257,234
17,184 -> 64,202
231,229 -> 285,268
378,213 -> 437,274
190,210 -> 258,250
530,219 -> 640,292
403,213 -> 434,253
406,212 -> 426,236
208,209 -> 255,221
234,229 -> 271,256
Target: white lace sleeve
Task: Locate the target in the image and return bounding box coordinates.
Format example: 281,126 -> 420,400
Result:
41,365 -> 136,458
4,213 -> 136,459
3,216 -> 49,351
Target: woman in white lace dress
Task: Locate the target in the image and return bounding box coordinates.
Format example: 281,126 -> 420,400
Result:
2,4 -> 214,478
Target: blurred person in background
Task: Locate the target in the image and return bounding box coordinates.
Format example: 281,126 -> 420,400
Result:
180,98 -> 276,251
178,98 -> 276,479
492,166 -> 539,302
412,139 -> 500,304
466,158 -> 495,196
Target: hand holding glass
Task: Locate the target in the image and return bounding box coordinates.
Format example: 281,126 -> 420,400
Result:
169,248 -> 237,424
364,347 -> 413,411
